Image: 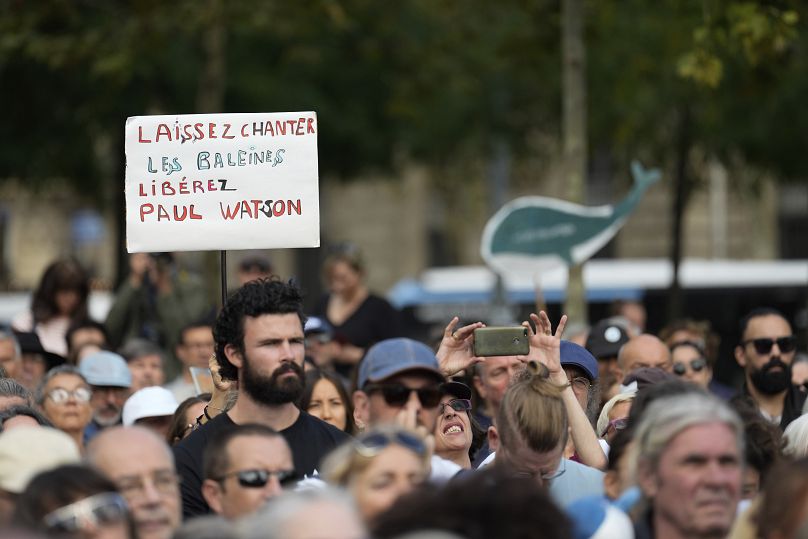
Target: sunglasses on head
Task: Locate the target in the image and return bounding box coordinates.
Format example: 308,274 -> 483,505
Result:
43,492 -> 128,534
673,358 -> 707,376
439,398 -> 472,414
363,383 -> 443,408
742,336 -> 796,355
354,430 -> 427,458
218,469 -> 297,489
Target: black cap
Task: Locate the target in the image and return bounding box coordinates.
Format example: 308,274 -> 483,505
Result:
442,381 -> 472,400
622,367 -> 676,391
585,319 -> 630,359
12,331 -> 66,370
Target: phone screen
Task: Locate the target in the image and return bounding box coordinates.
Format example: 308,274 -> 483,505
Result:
189,367 -> 214,396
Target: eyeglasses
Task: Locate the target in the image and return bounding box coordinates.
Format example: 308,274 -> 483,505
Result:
673,358 -> 707,376
513,456 -> 567,482
742,336 -> 796,355
43,492 -> 128,533
184,341 -> 214,350
115,470 -> 181,501
363,383 -> 443,408
439,399 -> 472,414
569,377 -> 591,392
47,387 -> 92,404
217,469 -> 297,489
354,431 -> 428,458
607,417 -> 629,434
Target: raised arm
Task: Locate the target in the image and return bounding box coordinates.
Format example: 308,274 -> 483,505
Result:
525,311 -> 607,471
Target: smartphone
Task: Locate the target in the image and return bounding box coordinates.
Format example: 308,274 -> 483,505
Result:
473,327 -> 530,357
189,367 -> 215,396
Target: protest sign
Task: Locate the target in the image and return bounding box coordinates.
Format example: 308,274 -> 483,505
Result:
125,112 -> 319,252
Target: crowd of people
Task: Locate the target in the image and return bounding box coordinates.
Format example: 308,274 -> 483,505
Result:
0,250 -> 806,539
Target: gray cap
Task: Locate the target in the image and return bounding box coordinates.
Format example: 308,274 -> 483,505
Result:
78,351 -> 132,388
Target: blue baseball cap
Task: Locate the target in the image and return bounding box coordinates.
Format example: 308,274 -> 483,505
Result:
357,338 -> 444,389
78,351 -> 132,388
560,341 -> 598,381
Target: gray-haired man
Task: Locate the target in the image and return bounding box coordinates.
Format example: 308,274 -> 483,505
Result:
632,392 -> 743,539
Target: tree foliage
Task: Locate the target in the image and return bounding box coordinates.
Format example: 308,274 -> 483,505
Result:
587,0 -> 805,180
0,0 -> 805,197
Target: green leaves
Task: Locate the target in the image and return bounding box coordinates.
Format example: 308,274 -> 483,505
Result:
1,0 -> 806,192
676,2 -> 799,88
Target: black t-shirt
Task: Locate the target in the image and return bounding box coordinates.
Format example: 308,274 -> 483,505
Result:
173,410 -> 350,518
315,293 -> 403,349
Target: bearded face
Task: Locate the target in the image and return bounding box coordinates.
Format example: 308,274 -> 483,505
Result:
749,357 -> 792,395
736,314 -> 796,397
242,354 -> 306,406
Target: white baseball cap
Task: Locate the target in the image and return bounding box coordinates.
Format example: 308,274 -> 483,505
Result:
0,427 -> 81,493
122,386 -> 179,426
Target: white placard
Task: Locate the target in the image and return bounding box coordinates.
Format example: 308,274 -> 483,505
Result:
125,112 -> 320,252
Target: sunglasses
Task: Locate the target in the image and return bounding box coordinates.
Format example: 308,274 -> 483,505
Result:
607,417 -> 629,434
363,383 -> 443,408
742,336 -> 796,355
354,431 -> 427,458
673,358 -> 707,376
43,492 -> 128,534
47,387 -> 92,404
439,399 -> 472,414
218,469 -> 297,489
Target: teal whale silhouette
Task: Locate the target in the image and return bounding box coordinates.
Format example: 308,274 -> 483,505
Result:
480,161 -> 661,273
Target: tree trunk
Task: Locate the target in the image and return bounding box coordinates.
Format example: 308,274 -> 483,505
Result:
562,0 -> 588,325
668,105 -> 691,322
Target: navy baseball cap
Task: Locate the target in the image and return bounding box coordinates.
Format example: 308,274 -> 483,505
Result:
560,340 -> 598,381
357,338 -> 444,389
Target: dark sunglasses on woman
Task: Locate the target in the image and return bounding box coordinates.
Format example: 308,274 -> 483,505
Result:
438,399 -> 472,414
673,358 -> 707,376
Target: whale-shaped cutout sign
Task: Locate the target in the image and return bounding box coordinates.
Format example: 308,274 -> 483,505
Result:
480,161 -> 661,274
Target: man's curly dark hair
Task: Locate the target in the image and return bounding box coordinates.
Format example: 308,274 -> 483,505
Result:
213,278 -> 306,381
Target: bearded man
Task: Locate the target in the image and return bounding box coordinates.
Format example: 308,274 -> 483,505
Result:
173,279 -> 348,517
732,307 -> 803,432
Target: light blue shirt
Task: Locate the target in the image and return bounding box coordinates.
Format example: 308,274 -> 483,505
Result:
550,458 -> 605,507
479,453 -> 604,507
